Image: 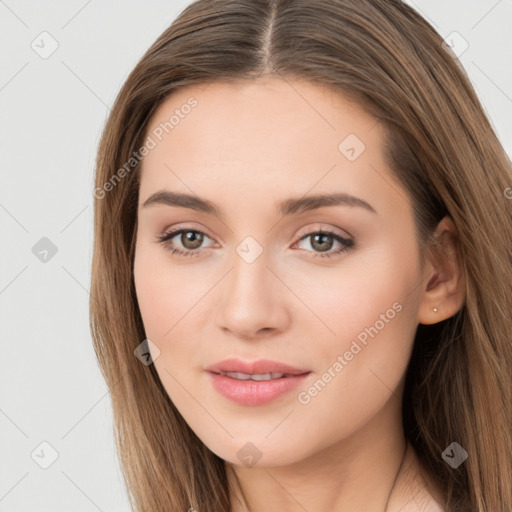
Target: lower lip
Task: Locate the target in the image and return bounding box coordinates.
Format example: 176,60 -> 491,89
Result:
206,371 -> 311,406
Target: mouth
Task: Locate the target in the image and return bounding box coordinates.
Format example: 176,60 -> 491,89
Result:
204,358 -> 312,406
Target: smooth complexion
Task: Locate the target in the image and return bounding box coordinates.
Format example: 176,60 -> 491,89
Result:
133,78 -> 465,512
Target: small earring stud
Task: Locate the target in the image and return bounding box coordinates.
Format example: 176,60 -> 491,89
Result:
433,307 -> 438,312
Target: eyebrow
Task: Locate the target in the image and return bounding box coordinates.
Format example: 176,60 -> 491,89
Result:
141,190 -> 377,216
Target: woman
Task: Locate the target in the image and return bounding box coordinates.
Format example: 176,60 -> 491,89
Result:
89,1 -> 512,511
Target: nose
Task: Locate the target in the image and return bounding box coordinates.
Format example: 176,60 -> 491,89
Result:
215,248 -> 291,340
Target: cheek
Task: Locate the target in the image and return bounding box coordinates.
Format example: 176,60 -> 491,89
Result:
293,247 -> 421,423
133,248 -> 202,402
133,264 -> 170,341
294,245 -> 416,351
134,243 -> 201,340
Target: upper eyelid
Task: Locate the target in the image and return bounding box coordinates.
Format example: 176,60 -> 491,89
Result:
295,223 -> 353,240
160,224 -> 217,244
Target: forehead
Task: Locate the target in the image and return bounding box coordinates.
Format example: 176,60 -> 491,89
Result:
138,77 -> 405,217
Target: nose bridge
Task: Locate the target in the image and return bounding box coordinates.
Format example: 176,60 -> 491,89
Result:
227,238 -> 274,307
215,236 -> 289,336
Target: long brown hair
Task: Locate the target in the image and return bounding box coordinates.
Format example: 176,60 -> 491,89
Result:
89,1 -> 512,510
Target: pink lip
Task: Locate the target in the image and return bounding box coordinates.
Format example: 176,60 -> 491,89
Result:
204,358 -> 311,406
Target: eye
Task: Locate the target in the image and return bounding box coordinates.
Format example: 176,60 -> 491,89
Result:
156,228 -> 215,258
293,228 -> 355,259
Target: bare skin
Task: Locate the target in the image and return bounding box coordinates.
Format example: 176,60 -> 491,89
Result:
228,437 -> 445,512
133,77 -> 465,511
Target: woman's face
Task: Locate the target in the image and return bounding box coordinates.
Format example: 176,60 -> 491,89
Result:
133,77 -> 429,466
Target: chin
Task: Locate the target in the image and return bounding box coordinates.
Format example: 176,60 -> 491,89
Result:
201,435 -> 310,469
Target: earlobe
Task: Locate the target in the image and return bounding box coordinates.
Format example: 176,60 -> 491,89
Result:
417,216 -> 466,326
418,303 -> 443,326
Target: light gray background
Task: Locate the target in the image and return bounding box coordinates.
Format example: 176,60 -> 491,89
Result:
1,1 -> 511,510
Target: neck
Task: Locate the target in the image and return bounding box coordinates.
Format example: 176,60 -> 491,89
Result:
227,395 -> 422,512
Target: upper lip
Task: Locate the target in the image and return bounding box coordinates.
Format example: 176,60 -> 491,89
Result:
205,358 -> 311,376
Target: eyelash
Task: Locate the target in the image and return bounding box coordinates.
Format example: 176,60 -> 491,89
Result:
155,226 -> 355,260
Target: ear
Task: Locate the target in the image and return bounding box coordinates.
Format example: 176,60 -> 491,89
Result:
417,216 -> 466,325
